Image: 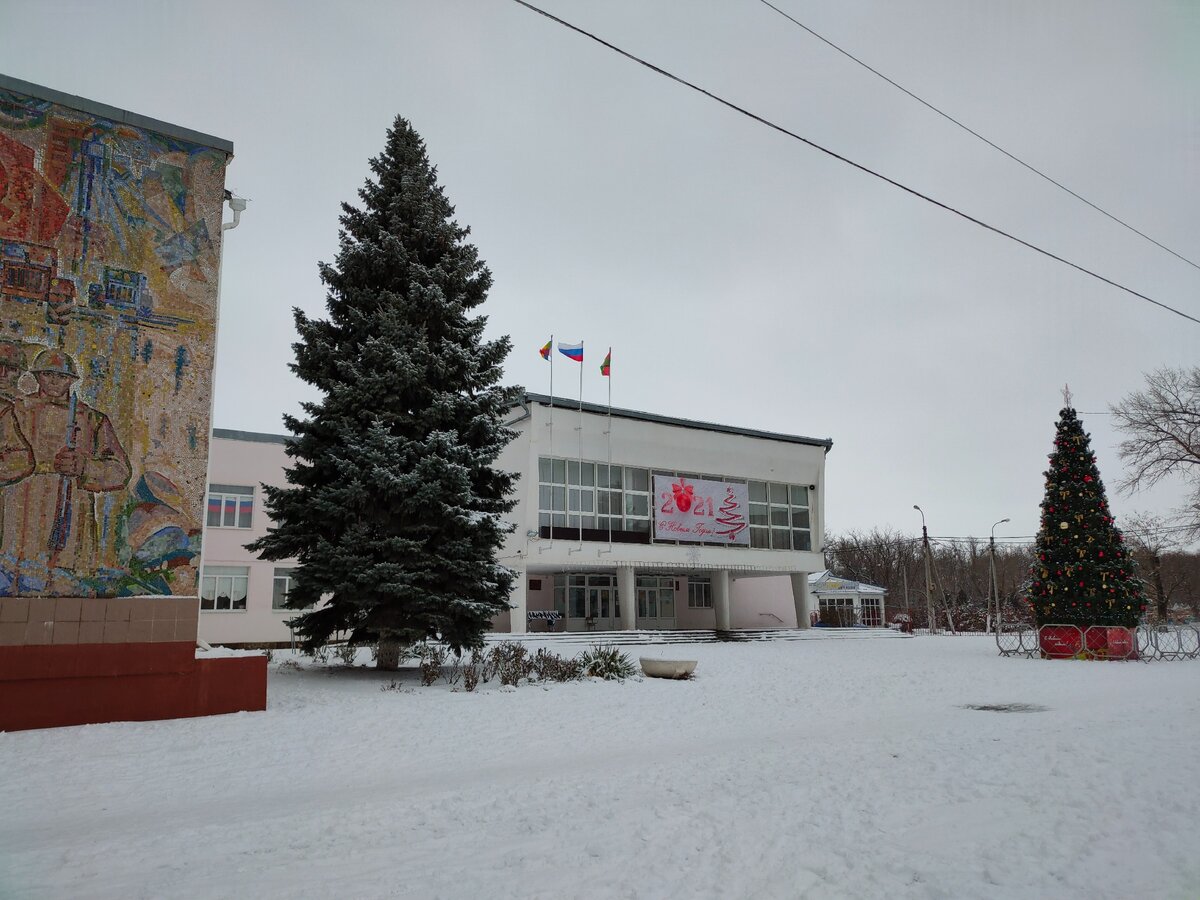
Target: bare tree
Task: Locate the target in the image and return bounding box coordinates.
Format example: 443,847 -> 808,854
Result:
826,529 -> 1035,630
1111,366 -> 1200,539
1125,513 -> 1191,622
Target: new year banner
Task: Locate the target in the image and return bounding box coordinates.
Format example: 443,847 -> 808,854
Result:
653,475 -> 750,545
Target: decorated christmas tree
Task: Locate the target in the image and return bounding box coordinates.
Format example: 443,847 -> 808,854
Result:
1027,399 -> 1144,627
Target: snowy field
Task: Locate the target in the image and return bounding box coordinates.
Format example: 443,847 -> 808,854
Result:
2,636 -> 1198,900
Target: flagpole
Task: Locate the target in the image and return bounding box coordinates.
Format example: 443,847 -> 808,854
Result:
577,341 -> 584,551
547,333 -> 554,550
607,347 -> 613,552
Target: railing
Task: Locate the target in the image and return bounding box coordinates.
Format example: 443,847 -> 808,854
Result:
758,612 -> 784,624
996,623 -> 1200,661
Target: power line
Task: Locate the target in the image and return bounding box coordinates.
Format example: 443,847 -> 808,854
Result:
827,522 -> 1197,550
757,0 -> 1200,275
508,0 -> 1200,327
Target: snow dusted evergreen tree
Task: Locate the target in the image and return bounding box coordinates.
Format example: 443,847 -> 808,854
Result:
1026,403 -> 1144,627
249,116 -> 519,668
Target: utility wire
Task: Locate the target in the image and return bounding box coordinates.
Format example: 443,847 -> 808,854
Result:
508,0 -> 1200,327
827,522 -> 1197,550
757,0 -> 1200,275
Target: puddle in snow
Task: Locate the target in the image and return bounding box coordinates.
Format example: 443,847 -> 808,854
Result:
960,703 -> 1049,713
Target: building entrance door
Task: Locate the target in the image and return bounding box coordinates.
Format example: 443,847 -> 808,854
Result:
587,585 -> 618,630
636,576 -> 676,630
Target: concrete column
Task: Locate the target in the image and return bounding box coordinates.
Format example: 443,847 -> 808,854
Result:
790,572 -> 811,629
618,566 -> 636,631
713,569 -> 731,631
509,569 -> 528,634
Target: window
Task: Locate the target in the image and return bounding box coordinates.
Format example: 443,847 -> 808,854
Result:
272,567 -> 296,610
688,579 -> 713,609
201,566 -> 249,611
748,480 -> 812,551
537,458 -> 651,538
819,597 -> 856,627
860,597 -> 882,627
207,484 -> 254,528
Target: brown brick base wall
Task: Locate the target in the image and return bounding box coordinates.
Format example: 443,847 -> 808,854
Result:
0,641 -> 266,732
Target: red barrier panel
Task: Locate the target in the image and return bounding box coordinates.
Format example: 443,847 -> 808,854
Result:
1106,627 -> 1137,660
1039,625 -> 1083,658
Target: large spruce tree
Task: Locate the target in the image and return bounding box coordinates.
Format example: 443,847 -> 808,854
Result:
1026,403 -> 1144,627
250,117 -> 519,667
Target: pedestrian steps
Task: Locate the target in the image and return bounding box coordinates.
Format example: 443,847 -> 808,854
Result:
486,627 -> 911,648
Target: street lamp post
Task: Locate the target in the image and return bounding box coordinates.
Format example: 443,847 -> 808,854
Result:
914,505 -> 936,635
989,517 -> 1010,635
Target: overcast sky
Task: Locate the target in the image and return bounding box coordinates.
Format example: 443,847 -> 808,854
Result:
5,0 -> 1198,544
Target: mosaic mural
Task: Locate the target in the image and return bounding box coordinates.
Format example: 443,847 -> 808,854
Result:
0,85 -> 230,598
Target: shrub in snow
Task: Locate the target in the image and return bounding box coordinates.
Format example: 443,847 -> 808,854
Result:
490,642 -> 532,686
444,653 -> 464,687
303,644 -> 330,665
532,647 -> 584,683
419,643 -> 447,687
579,645 -> 637,681
334,642 -> 358,667
462,653 -> 482,692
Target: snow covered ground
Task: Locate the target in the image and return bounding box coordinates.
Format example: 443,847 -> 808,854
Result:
2,635 -> 1198,900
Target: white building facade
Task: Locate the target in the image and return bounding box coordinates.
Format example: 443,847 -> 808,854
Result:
198,395 -> 833,645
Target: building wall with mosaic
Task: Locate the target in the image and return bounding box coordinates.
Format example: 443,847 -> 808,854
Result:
0,80 -> 231,601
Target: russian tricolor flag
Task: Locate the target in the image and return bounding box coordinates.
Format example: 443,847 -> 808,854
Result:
557,341 -> 584,362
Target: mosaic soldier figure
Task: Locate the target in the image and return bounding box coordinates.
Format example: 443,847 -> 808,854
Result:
0,341 -> 35,481
0,341 -> 36,592
8,349 -> 130,586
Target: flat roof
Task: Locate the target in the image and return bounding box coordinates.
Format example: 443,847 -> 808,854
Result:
0,74 -> 234,155
214,398 -> 834,452
213,428 -> 288,445
521,393 -> 833,451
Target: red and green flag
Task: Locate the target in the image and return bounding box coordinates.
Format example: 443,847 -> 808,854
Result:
600,349 -> 611,377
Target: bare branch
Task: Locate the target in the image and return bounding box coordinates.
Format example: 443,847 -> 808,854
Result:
1110,366 -> 1200,537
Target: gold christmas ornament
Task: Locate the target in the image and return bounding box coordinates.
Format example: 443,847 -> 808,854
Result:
1059,522 -> 1069,530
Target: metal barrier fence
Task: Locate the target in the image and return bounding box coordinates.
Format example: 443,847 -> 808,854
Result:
996,623 -> 1200,661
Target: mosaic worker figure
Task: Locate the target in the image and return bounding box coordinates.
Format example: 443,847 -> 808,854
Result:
7,349 -> 131,582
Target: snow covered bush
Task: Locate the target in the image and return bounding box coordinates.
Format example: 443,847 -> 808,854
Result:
419,643 -> 447,686
489,641 -> 532,686
462,652 -> 482,692
579,645 -> 637,680
532,647 -> 584,683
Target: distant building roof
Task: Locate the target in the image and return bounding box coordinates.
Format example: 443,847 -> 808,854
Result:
215,395 -> 834,453
520,393 -> 832,451
213,428 -> 288,445
808,570 -> 886,595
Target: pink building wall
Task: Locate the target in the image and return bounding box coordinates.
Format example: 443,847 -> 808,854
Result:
200,433 -> 296,645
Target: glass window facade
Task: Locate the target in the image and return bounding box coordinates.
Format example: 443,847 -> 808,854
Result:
537,456 -> 814,551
